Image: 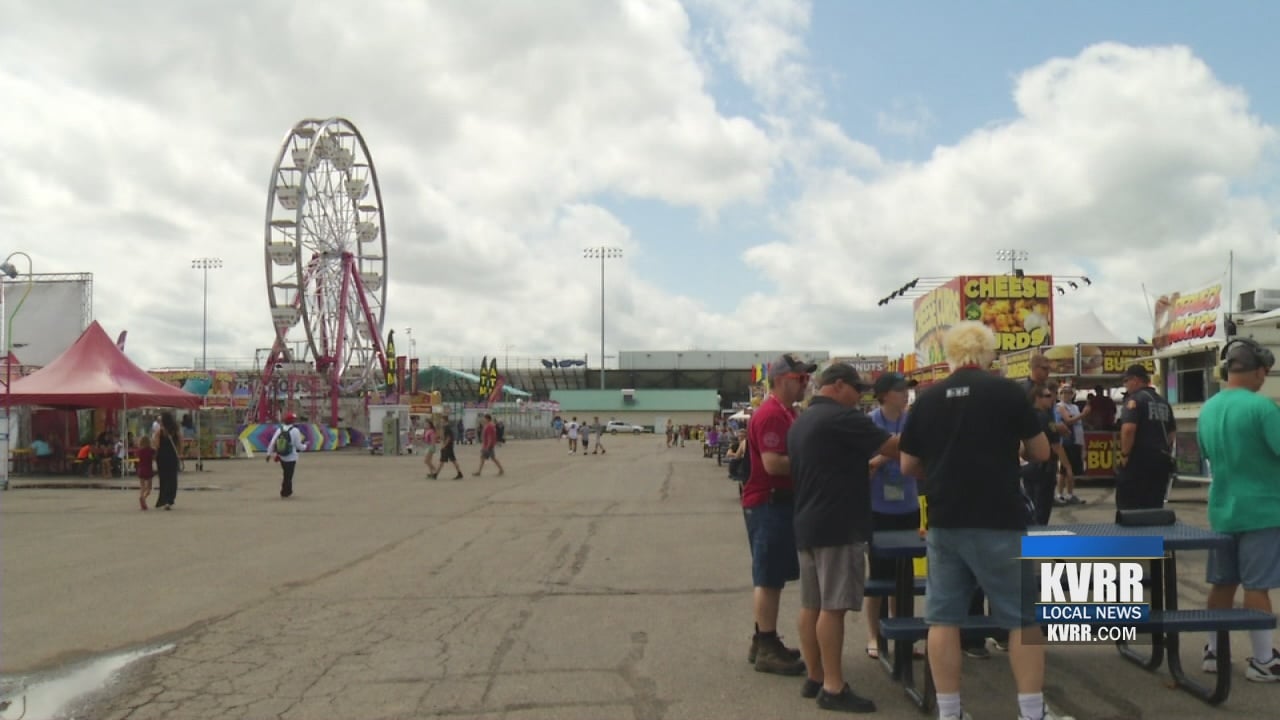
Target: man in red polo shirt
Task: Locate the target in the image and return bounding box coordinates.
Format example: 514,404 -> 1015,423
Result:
743,353 -> 817,676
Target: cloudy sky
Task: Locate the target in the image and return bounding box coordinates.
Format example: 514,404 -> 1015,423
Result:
4,0 -> 1279,373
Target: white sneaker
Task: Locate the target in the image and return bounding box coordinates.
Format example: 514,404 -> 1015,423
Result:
1202,644 -> 1221,673
1246,649 -> 1280,682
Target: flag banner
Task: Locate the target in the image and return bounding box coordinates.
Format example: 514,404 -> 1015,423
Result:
385,330 -> 397,389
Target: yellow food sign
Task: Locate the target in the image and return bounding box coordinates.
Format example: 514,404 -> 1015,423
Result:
961,275 -> 1054,351
912,279 -> 963,366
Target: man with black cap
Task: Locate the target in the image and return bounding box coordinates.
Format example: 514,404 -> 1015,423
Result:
742,353 -> 817,676
788,362 -> 900,711
1116,363 -> 1175,510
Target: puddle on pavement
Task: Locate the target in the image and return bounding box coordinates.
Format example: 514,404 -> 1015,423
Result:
0,643 -> 172,719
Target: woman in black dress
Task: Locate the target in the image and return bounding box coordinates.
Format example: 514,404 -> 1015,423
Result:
153,411 -> 182,510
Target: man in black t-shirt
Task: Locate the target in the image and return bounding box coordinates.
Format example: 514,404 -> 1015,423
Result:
1117,364 -> 1176,509
788,363 -> 899,712
899,321 -> 1065,720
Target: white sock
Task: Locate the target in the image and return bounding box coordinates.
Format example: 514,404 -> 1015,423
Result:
936,692 -> 961,719
1017,692 -> 1044,720
1206,633 -> 1218,654
1250,630 -> 1274,662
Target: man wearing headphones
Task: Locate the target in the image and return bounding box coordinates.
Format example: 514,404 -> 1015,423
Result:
1197,338 -> 1280,681
1115,364 -> 1176,510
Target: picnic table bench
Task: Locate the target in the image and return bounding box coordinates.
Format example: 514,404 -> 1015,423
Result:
870,522 -> 1277,711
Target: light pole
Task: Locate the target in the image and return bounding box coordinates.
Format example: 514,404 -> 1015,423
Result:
583,246 -> 622,390
1,251 -> 33,491
191,258 -> 221,473
191,258 -> 222,370
995,249 -> 1029,275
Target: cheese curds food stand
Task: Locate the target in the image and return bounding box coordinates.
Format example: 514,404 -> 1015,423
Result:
894,272 -> 1157,481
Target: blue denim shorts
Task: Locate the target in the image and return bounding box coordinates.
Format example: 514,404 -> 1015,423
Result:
744,503 -> 800,589
1207,526 -> 1280,591
925,527 -> 1036,631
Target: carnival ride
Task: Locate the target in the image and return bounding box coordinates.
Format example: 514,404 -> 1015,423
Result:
249,118 -> 391,426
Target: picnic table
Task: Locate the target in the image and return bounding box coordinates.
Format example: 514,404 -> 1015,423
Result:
870,522 -> 1276,711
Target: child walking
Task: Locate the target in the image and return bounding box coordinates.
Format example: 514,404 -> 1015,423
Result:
136,436 -> 156,510
423,420 -> 440,478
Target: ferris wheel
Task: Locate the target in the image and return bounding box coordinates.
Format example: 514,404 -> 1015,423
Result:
261,118 -> 390,424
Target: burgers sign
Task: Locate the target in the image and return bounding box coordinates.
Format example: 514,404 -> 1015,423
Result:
1000,344 -> 1154,379
1080,345 -> 1155,377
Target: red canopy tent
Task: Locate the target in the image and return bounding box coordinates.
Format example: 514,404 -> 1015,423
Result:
3,321 -> 201,409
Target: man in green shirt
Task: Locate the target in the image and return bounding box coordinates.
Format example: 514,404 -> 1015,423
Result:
1198,338 -> 1280,682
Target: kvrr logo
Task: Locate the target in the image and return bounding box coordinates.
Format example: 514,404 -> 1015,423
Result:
1040,562 -> 1145,610
1022,535 -> 1160,644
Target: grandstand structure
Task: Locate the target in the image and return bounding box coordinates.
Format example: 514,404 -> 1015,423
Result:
421,350 -> 832,407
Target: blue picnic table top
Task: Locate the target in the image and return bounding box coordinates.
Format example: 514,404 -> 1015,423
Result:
870,521 -> 1229,559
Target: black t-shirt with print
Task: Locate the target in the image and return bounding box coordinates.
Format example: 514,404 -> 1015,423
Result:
788,396 -> 892,549
1120,387 -> 1175,466
900,368 -> 1044,530
1033,407 -> 1061,474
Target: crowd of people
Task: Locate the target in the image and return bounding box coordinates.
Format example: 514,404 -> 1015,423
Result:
732,324 -> 1280,719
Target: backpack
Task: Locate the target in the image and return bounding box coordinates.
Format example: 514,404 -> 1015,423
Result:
275,425 -> 294,455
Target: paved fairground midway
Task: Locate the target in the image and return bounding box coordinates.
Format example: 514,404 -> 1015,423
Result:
0,437 -> 1270,720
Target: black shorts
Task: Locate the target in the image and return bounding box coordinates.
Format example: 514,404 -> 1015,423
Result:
440,446 -> 457,463
1062,443 -> 1084,475
868,509 -> 922,581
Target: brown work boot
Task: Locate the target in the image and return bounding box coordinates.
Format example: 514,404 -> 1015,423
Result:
753,634 -> 806,675
747,632 -> 803,664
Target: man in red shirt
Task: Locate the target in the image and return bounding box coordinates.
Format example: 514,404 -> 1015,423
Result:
743,353 -> 817,676
473,414 -> 505,477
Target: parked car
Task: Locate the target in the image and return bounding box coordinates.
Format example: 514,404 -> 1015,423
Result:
605,420 -> 644,434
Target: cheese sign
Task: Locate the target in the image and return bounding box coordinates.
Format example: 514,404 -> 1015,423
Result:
961,275 -> 1055,351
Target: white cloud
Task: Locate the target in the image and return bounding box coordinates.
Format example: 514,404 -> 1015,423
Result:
750,43 -> 1277,354
690,0 -> 817,112
877,96 -> 936,139
0,0 -> 777,372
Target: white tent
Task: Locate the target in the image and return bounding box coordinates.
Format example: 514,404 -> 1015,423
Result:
1053,310 -> 1123,345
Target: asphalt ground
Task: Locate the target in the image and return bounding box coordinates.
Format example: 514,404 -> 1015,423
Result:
0,436 -> 1273,719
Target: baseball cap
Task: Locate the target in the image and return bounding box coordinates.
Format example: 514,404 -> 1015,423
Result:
872,371 -> 916,397
768,353 -> 819,381
1122,364 -> 1150,381
817,362 -> 872,392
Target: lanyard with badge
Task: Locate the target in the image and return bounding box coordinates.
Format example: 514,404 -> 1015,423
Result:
880,412 -> 907,502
